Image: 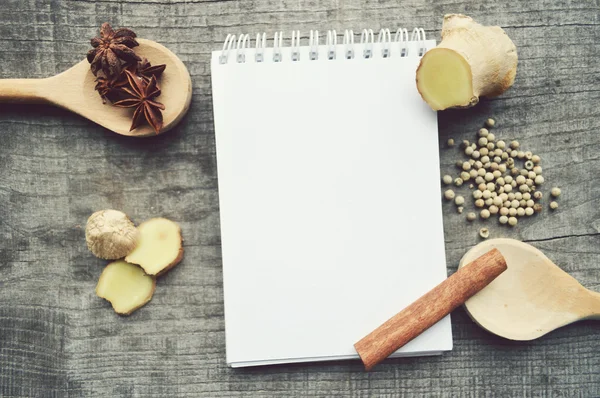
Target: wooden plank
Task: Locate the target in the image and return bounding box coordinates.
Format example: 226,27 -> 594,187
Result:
0,0 -> 599,396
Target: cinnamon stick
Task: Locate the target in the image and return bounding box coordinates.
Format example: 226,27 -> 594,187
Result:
354,248 -> 507,371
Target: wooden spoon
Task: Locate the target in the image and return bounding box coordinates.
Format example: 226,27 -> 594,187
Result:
459,238 -> 600,340
0,39 -> 192,137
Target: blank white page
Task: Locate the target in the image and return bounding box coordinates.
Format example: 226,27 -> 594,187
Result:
211,40 -> 452,367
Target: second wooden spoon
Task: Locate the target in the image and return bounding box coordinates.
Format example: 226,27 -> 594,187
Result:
459,238 -> 600,340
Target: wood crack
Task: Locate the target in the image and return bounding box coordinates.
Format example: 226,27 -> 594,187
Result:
523,232 -> 600,243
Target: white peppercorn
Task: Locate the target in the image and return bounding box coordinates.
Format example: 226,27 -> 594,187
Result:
525,151 -> 533,160
511,168 -> 519,176
492,170 -> 502,179
504,184 -> 513,192
485,198 -> 494,206
534,203 -> 543,213
467,212 -> 477,221
510,141 -> 519,150
509,208 -> 517,216
457,206 -> 464,214
487,133 -> 495,142
534,191 -> 543,200
462,140 -> 471,149
511,180 -> 518,188
477,168 -> 486,177
497,186 -> 505,194
523,193 -> 531,201
494,148 -> 503,156
517,208 -> 525,217
455,195 -> 465,206
482,190 -> 492,199
497,140 -> 506,149
487,182 -> 496,192
481,155 -> 490,164
472,150 -> 481,159
456,161 -> 464,168
478,137 -> 488,146
479,228 -> 490,239
499,207 -> 509,216
473,190 -> 483,199
507,193 -> 516,201
528,171 -> 537,179
484,172 -> 494,182
479,128 -> 489,137
550,201 -> 559,210
516,175 -> 526,185
462,161 -> 472,171
485,118 -> 496,128
483,162 -> 491,169
524,160 -> 534,170
480,147 -> 489,156
551,187 -> 561,197
501,152 -> 509,160
487,142 -> 495,150
520,184 -> 530,193
517,151 -> 525,159
511,199 -> 520,208
469,169 -> 478,179
475,176 -> 485,185
508,216 -> 518,226
493,156 -> 502,164
489,205 -> 499,215
465,146 -> 474,156
521,169 -> 529,176
442,175 -> 453,185
490,162 -> 499,171
510,150 -> 518,158
526,199 -> 534,207
480,209 -> 491,219
504,175 -> 513,184
475,199 -> 485,208
533,165 -> 542,175
520,200 -> 527,208
499,215 -> 508,224
525,207 -> 534,216
535,175 -> 544,185
493,196 -> 503,206
475,161 -> 483,169
500,193 -> 509,202
496,177 -> 505,186
514,192 -> 523,200
454,177 -> 464,187
444,189 -> 455,200
478,183 -> 487,191
447,138 -> 455,147
525,179 -> 533,187
532,155 -> 541,164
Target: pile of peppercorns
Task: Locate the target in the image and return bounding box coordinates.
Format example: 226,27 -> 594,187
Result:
441,118 -> 561,237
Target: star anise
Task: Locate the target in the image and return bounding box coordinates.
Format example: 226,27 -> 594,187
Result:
87,22 -> 141,78
113,70 -> 165,134
135,58 -> 166,82
94,71 -> 129,103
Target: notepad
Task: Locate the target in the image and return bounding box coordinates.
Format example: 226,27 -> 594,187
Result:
211,28 -> 452,367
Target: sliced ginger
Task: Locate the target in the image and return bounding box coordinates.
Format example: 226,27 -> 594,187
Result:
416,14 -> 518,111
125,218 -> 183,275
96,260 -> 156,315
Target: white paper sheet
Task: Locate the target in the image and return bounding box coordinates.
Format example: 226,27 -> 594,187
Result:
211,40 -> 452,367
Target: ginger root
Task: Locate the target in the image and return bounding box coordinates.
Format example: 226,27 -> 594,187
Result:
125,218 -> 183,275
416,14 -> 518,111
86,209 -> 139,260
96,260 -> 156,315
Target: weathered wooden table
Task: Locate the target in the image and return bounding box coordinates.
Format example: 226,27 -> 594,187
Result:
1,1 -> 598,396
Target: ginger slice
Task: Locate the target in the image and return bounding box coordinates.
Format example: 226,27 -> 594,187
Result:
416,14 -> 518,111
125,218 -> 183,275
96,260 -> 156,315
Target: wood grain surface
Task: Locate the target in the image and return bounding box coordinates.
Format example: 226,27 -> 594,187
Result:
0,0 -> 598,396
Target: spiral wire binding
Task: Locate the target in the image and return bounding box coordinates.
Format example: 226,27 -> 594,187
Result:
255,33 -> 266,63
219,28 -> 427,64
309,30 -> 319,60
343,29 -> 355,59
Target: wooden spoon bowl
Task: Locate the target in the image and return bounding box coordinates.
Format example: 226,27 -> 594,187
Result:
459,238 -> 600,340
0,39 -> 191,137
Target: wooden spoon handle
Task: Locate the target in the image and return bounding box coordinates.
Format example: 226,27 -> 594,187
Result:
584,290 -> 600,320
354,248 -> 507,371
0,79 -> 50,104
